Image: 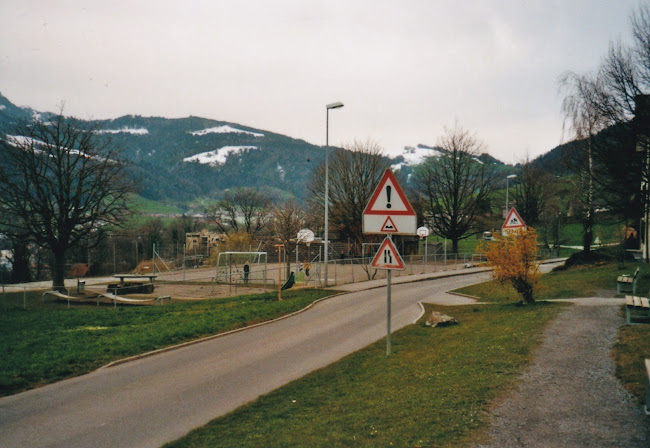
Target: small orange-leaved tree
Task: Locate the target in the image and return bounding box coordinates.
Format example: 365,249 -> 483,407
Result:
480,228 -> 540,304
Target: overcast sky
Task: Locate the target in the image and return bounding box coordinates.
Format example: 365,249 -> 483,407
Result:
0,0 -> 643,163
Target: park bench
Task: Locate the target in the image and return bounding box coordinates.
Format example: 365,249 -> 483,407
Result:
646,359 -> 650,415
625,295 -> 650,325
617,267 -> 640,294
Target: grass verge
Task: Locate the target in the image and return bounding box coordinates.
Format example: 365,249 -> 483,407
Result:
164,302 -> 565,448
454,261 -> 650,303
0,289 -> 333,397
613,323 -> 650,406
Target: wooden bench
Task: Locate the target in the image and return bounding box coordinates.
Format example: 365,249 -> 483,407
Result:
646,359 -> 650,416
617,267 -> 640,294
625,295 -> 650,324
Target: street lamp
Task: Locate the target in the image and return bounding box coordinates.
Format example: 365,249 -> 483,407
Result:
324,101 -> 344,287
505,174 -> 517,215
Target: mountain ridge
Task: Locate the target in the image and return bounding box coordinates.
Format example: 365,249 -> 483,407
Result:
0,93 -> 527,206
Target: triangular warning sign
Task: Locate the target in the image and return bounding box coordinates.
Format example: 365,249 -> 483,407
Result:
363,169 -> 415,216
370,237 -> 406,270
381,216 -> 398,233
502,207 -> 526,229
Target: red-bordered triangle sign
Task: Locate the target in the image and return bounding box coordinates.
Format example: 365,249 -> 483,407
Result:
370,237 -> 406,270
502,207 -> 526,229
363,169 -> 416,216
381,216 -> 398,233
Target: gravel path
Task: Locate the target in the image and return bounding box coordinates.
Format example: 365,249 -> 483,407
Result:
478,301 -> 649,448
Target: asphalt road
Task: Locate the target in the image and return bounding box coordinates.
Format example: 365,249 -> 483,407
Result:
0,271 -> 490,448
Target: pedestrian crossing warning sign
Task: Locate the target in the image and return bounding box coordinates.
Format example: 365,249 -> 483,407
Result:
501,208 -> 527,236
370,237 -> 406,270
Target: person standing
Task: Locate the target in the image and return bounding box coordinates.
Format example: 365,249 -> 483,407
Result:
243,261 -> 250,285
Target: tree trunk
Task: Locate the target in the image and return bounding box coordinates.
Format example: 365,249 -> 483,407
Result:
10,239 -> 31,283
584,137 -> 595,256
514,278 -> 536,304
451,238 -> 459,254
51,249 -> 67,292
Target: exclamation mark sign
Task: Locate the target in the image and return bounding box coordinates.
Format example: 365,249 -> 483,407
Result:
386,186 -> 392,209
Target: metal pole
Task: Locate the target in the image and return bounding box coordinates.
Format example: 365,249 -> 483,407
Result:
324,108 -> 330,287
444,238 -> 447,265
274,244 -> 283,300
387,269 -> 392,356
183,244 -> 186,282
425,240 -> 428,272
506,175 -> 509,214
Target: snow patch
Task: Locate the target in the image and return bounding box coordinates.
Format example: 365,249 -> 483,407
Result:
189,125 -> 264,137
0,105 -> 6,111
6,135 -> 43,147
400,145 -> 444,166
276,163 -> 286,181
183,146 -> 257,166
96,127 -> 149,135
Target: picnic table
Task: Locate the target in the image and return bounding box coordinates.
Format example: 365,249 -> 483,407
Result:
108,274 -> 158,294
113,274 -> 157,286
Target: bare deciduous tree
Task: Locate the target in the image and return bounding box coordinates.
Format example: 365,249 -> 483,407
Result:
511,160 -> 549,228
269,199 -> 306,279
0,112 -> 134,290
412,124 -> 495,253
559,71 -> 612,255
307,140 -> 390,257
209,187 -> 272,236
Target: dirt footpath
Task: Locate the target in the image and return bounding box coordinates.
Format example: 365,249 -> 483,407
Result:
477,301 -> 649,448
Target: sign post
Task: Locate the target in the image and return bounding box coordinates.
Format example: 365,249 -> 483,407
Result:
370,236 -> 406,355
363,169 -> 416,356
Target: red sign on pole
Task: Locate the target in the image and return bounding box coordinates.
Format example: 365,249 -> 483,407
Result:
501,208 -> 527,236
363,169 -> 416,235
370,237 -> 406,270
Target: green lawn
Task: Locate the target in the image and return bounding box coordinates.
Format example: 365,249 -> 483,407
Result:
165,302 -> 565,448
613,322 -> 650,406
455,261 -> 650,303
0,289 -> 332,397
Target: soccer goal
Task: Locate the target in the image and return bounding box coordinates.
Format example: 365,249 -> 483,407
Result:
215,251 -> 268,285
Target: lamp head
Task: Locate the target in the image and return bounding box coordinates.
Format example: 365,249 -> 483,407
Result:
507,174 -> 517,179
326,101 -> 344,110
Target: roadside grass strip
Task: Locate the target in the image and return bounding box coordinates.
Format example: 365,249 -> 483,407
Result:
455,261 -> 650,303
613,323 -> 650,406
165,302 -> 565,448
0,289 -> 333,397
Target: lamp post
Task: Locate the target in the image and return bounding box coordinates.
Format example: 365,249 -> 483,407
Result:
505,174 -> 517,215
324,101 -> 344,287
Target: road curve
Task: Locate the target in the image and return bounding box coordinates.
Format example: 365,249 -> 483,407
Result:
0,272 -> 490,448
